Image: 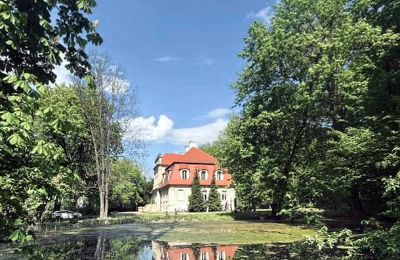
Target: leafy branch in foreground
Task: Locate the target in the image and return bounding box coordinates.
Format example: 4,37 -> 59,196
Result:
0,0 -> 102,243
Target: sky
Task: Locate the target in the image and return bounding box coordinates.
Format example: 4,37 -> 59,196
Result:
55,0 -> 277,177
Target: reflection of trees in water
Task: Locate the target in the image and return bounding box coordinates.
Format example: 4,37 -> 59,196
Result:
17,238 -> 346,259
20,236 -> 148,259
233,244 -> 346,260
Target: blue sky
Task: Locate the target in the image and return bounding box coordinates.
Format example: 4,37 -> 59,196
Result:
56,0 -> 277,176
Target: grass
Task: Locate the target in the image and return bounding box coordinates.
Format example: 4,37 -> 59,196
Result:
38,211 -> 282,232
39,212 -> 235,232
39,219 -> 316,245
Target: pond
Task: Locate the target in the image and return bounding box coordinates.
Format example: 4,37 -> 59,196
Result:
1,236 -> 312,259
0,221 -> 340,259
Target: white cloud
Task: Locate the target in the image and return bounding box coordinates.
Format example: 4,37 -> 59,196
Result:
155,56 -> 177,62
169,118 -> 228,145
123,114 -> 229,146
247,6 -> 275,24
207,108 -> 231,119
194,57 -> 215,66
124,115 -> 174,141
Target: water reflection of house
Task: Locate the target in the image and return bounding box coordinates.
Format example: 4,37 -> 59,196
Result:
142,141 -> 236,212
152,241 -> 238,260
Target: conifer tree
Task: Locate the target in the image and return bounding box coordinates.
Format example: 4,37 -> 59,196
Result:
207,175 -> 222,211
188,172 -> 205,212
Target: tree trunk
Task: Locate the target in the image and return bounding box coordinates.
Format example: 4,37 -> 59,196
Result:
271,203 -> 278,218
95,235 -> 106,259
53,195 -> 61,211
99,189 -> 105,218
350,185 -> 365,218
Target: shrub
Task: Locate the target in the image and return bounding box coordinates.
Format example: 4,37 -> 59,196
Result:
188,173 -> 205,212
206,176 -> 222,211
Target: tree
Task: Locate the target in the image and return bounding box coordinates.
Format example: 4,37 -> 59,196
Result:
227,0 -> 398,217
188,172 -> 205,212
110,159 -> 149,211
207,175 -> 222,212
0,0 -> 101,242
75,54 -> 139,218
200,141 -> 224,160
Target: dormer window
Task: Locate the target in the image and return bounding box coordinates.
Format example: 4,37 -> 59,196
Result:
215,170 -> 224,181
180,169 -> 189,180
199,170 -> 208,180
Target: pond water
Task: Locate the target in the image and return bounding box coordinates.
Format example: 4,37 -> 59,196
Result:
0,235 -> 303,259
0,221 -> 344,259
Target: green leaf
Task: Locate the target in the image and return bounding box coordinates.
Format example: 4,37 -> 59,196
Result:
9,229 -> 21,242
1,112 -> 14,124
8,133 -> 24,146
3,74 -> 18,84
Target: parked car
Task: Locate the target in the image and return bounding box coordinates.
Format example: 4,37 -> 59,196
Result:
52,210 -> 82,220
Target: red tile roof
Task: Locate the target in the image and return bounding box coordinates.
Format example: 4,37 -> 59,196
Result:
159,147 -> 218,166
160,153 -> 182,166
156,147 -> 233,189
179,147 -> 219,164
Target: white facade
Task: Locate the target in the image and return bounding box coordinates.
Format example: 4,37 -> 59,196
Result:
152,186 -> 236,212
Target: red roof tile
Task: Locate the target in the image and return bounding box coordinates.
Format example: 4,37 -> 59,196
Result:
160,147 -> 218,166
160,153 -> 182,165
179,147 -> 219,164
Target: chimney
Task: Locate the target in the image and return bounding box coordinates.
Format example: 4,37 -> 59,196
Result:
185,140 -> 197,152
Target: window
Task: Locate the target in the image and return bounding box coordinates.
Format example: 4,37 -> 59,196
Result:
180,169 -> 189,180
202,190 -> 208,201
215,170 -> 224,181
221,191 -> 227,201
180,253 -> 190,260
199,170 -> 208,180
201,252 -> 209,260
217,251 -> 226,260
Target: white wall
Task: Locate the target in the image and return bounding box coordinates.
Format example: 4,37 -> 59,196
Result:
154,186 -> 236,212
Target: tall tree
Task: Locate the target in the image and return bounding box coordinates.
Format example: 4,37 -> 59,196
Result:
188,172 -> 205,212
207,175 -> 222,212
228,0 -> 398,217
76,54 -> 139,218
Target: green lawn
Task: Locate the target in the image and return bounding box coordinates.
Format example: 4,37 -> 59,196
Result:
42,220 -> 316,245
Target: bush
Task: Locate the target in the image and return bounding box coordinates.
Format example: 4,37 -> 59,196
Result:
350,221 -> 400,259
206,176 -> 222,211
290,226 -> 352,259
188,173 -> 205,212
279,204 -> 324,226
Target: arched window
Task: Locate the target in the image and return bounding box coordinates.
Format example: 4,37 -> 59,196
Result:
199,170 -> 208,180
180,169 -> 189,180
215,170 -> 224,181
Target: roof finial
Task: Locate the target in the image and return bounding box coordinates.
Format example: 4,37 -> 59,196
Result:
185,140 -> 197,152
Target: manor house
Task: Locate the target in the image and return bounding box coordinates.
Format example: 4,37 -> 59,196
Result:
148,142 -> 236,212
